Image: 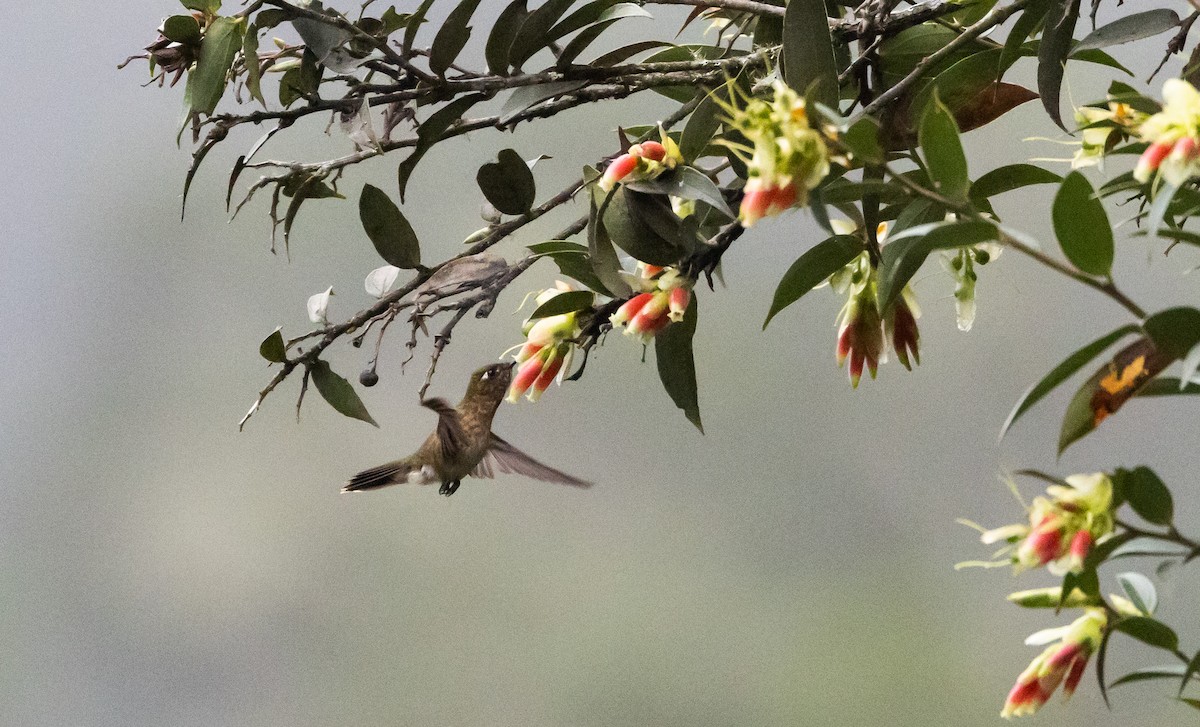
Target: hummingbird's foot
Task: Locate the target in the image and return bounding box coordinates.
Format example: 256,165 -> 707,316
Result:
439,480 -> 461,496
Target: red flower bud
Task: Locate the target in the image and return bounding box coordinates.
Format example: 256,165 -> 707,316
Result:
668,287 -> 690,322
636,140 -> 667,161
599,153 -> 640,191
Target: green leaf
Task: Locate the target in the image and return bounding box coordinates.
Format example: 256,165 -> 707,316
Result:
1142,306 -> 1200,360
1113,616 -> 1179,653
1000,324 -> 1138,438
782,0 -> 838,108
528,240 -> 587,255
1074,9 -> 1180,52
403,0 -> 438,55
919,93 -> 970,200
1052,171 -> 1114,276
877,220 -> 997,311
500,81 -> 588,124
259,327 -> 286,363
680,91 -> 722,164
1037,0 -> 1081,130
243,22 -> 265,107
1147,181 -> 1179,236
429,0 -> 483,76
183,16 -> 244,116
509,0 -> 578,70
843,117 -> 883,165
763,235 -> 863,329
589,39 -> 671,66
1115,571 -> 1157,615
600,187 -> 685,266
181,0 -> 221,12
625,167 -> 734,219
529,290 -> 594,319
310,360 -> 379,427
655,294 -> 702,432
477,149 -> 537,215
1136,377 -> 1200,396
397,93 -> 487,201
969,164 -> 1062,204
1115,466 -> 1174,526
1001,0 -> 1051,73
163,14 -> 202,44
291,11 -> 351,62
485,0 -> 528,74
587,192 -> 634,297
1182,651 -> 1200,695
359,184 -> 422,268
1058,337 -> 1170,453
1109,665 -> 1187,688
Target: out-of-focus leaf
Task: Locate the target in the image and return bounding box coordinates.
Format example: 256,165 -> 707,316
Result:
1000,324 -> 1138,438
1075,9 -> 1180,52
1116,571 -> 1157,615
529,290 -> 595,319
259,326 -> 286,363
919,93 -> 970,201
1182,651 -> 1200,696
656,295 -> 702,432
1114,466 -> 1174,526
310,360 -> 379,427
307,286 -> 334,324
364,265 -> 402,298
1112,616 -> 1179,653
1058,337 -> 1173,453
429,0 -> 483,76
1052,171 -> 1113,276
291,10 -> 351,62
184,16 -> 244,116
842,117 -> 883,165
163,14 -> 202,44
782,0 -> 838,108
1037,0 -> 1080,129
181,0 -> 222,13
477,149 -> 537,215
486,0 -> 528,74
764,235 -> 863,328
970,164 -> 1061,205
1142,306 -> 1200,359
877,220 -> 997,311
1109,665 -> 1187,688
398,93 -> 487,201
359,184 -> 421,268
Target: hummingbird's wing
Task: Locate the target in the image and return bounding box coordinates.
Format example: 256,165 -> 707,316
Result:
472,434 -> 593,488
421,397 -> 466,462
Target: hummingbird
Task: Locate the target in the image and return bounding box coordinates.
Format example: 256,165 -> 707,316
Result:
342,361 -> 592,496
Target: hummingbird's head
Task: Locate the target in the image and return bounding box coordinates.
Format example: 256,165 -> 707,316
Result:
465,361 -> 516,406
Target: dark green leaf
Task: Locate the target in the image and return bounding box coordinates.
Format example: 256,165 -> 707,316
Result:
1116,571 -> 1157,615
528,240 -> 587,255
291,12 -> 350,62
1182,651 -> 1200,695
843,117 -> 883,165
1144,226 -> 1200,249
551,250 -> 612,295
183,16 -> 244,116
500,81 -> 588,124
1109,665 -> 1187,688
163,14 -> 202,44
1052,171 -> 1113,276
764,235 -> 863,329
310,360 -> 379,427
970,164 -> 1061,204
259,327 -> 286,363
1143,307 -> 1200,359
403,0 -> 438,55
877,220 -> 997,311
656,294 -> 702,432
782,0 -> 838,108
397,93 -> 486,201
1113,616 -> 1179,652
1136,377 -> 1200,396
477,149 -> 537,215
181,0 -> 221,13
680,91 -> 722,164
601,187 -> 685,266
485,0 -> 528,74
529,290 -> 595,319
1075,9 -> 1179,52
1115,466 -> 1174,525
625,167 -> 734,219
359,184 -> 422,268
590,40 -> 671,66
1000,325 -> 1138,438
1037,0 -> 1081,129
587,192 -> 634,297
1002,0 -> 1051,73
429,0 -> 483,77
919,93 -> 970,200
509,0 -> 578,70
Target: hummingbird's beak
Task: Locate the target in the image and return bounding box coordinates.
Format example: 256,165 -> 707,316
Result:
506,360 -> 516,370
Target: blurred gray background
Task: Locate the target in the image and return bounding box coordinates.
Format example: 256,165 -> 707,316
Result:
2,1 -> 1197,725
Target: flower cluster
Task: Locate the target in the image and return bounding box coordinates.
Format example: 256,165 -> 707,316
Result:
1001,610 -> 1107,718
610,263 -> 692,341
598,130 -> 683,192
722,80 -> 831,226
1134,78 -> 1200,185
977,473 -> 1115,575
506,282 -> 582,403
1071,100 -> 1143,169
826,224 -> 920,387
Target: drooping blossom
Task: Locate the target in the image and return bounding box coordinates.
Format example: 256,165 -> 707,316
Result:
1001,610 -> 1107,718
610,263 -> 693,342
1134,78 -> 1200,185
597,129 -> 683,192
505,282 -> 582,403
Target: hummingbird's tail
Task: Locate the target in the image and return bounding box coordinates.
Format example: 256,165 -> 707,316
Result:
343,460 -> 429,492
